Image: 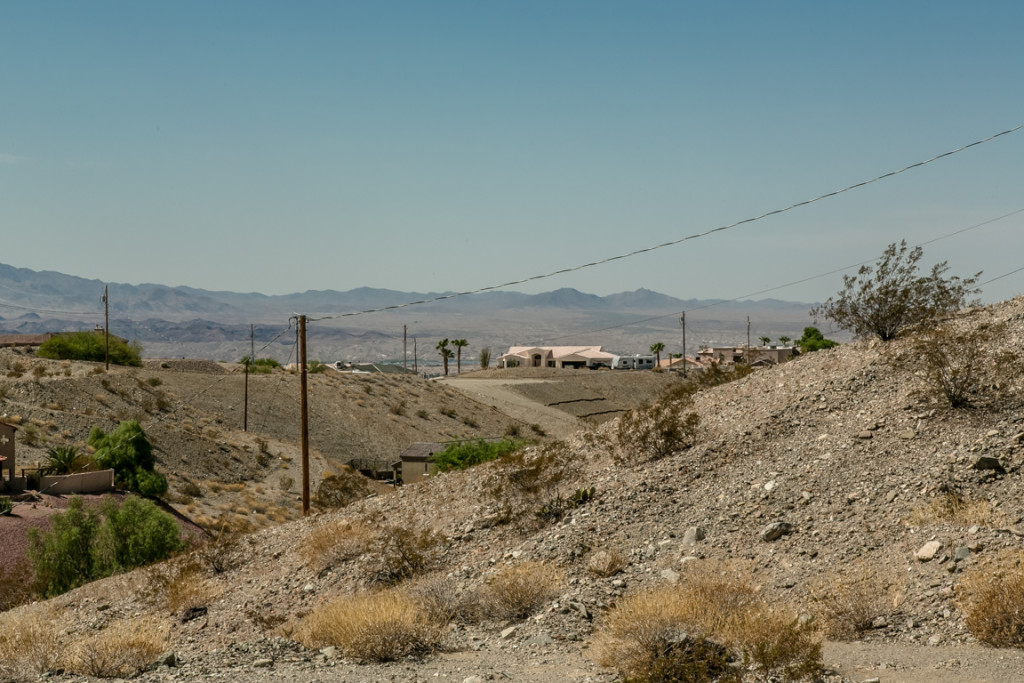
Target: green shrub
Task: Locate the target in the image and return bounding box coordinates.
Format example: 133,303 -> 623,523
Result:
0,496 -> 12,515
241,356 -> 281,374
797,326 -> 839,353
92,496 -> 185,573
433,438 -> 524,472
28,495 -> 185,598
37,331 -> 142,366
43,445 -> 92,475
28,496 -> 102,597
89,421 -> 168,497
307,360 -> 329,374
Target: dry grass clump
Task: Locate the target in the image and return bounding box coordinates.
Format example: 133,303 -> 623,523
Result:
408,574 -> 477,624
296,589 -> 446,662
958,550 -> 1024,647
614,398 -> 700,464
484,441 -> 584,528
587,548 -> 628,578
142,555 -> 222,614
0,606 -> 63,679
594,562 -> 821,683
367,524 -> 449,585
65,618 -> 169,678
314,467 -> 373,509
477,562 -> 563,621
908,491 -> 1004,528
809,563 -> 904,639
301,518 -> 376,572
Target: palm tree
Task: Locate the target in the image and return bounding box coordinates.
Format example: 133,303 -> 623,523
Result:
759,336 -> 771,347
452,339 -> 468,374
650,341 -> 665,367
44,445 -> 91,475
779,335 -> 792,346
436,338 -> 454,376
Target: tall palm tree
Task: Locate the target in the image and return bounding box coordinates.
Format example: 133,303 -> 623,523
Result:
649,341 -> 665,367
452,339 -> 468,374
778,335 -> 792,346
759,336 -> 771,347
436,338 -> 453,376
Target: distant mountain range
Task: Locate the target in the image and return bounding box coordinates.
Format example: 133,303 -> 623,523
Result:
0,263 -> 826,363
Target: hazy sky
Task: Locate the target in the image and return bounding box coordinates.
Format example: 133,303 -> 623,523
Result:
3,2 -> 1022,304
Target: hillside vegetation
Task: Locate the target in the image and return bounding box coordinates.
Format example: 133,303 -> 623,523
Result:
2,298 -> 1024,681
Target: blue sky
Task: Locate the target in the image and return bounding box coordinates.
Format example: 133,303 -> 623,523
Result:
2,2 -> 1022,304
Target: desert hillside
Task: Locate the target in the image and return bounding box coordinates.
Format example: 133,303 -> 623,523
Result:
3,298 -> 1024,682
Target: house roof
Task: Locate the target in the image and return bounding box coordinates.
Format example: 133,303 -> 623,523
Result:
399,442 -> 448,461
501,345 -> 614,361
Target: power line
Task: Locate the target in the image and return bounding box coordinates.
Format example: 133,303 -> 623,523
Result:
540,206 -> 1024,343
303,122 -> 1023,322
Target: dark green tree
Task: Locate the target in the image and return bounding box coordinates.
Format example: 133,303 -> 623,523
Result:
810,241 -> 981,341
797,327 -> 839,353
43,445 -> 91,475
89,421 -> 168,497
28,496 -> 100,597
37,331 -> 142,366
92,496 -> 185,573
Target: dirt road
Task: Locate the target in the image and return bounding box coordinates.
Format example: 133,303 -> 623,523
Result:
438,378 -> 583,439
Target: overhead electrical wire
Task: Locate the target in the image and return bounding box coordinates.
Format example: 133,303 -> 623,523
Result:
303,122 -> 1024,322
539,206 -> 1024,343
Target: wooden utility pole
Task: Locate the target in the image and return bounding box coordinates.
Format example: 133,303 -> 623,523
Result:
299,315 -> 310,516
413,337 -> 418,374
403,324 -> 407,373
746,316 -> 751,364
103,285 -> 110,371
680,311 -> 686,378
243,324 -> 252,431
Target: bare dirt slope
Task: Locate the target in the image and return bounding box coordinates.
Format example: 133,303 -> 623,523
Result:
4,299 -> 1024,682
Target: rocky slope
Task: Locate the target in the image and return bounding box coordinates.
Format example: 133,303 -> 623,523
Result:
4,298 -> 1024,682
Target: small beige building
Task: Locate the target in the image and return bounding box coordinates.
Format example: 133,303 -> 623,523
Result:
499,345 -> 616,369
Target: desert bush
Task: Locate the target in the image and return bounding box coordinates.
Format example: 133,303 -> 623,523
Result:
440,407 -> 457,418
485,441 -> 582,527
594,564 -> 821,683
301,518 -> 376,572
0,558 -> 33,611
66,618 -> 168,678
179,479 -> 203,498
280,475 -> 295,491
152,556 -> 220,614
367,524 -> 449,585
809,563 -> 903,639
958,550 -> 1024,647
477,562 -> 563,621
433,437 -> 524,472
297,589 -> 446,662
29,495 -> 184,598
0,606 -> 63,679
910,321 -> 1005,408
91,496 -> 185,573
615,399 -> 700,464
199,527 -> 238,574
146,376 -> 163,387
0,496 -> 12,516
31,364 -> 47,379
241,356 -> 281,374
811,240 -> 980,341
6,362 -> 24,378
38,331 -> 142,366
415,408 -> 429,419
908,490 -> 1003,528
307,360 -> 329,374
19,423 -> 40,446
479,346 -> 491,369
314,467 -> 373,509
409,575 -> 476,625
587,548 -> 628,578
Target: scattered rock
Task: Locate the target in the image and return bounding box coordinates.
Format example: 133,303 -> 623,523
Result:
760,521 -> 793,542
915,541 -> 943,562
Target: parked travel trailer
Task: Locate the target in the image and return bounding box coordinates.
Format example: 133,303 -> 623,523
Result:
610,354 -> 656,370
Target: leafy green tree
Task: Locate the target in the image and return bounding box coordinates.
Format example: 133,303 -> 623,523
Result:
43,445 -> 92,475
92,496 -> 185,572
28,495 -> 184,598
307,360 -> 329,374
28,496 -> 100,597
797,327 -> 839,353
37,331 -> 142,366
436,339 -> 453,376
650,342 -> 665,366
451,339 -> 468,374
241,356 -> 281,374
810,241 -> 981,341
89,421 -> 168,497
